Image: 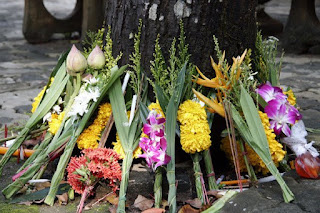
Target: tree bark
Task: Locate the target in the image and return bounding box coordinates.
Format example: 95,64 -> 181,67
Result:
104,0 -> 257,76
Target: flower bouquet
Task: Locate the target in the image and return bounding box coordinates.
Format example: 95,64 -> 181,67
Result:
0,28 -> 127,207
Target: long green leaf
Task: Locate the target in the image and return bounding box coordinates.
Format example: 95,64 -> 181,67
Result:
165,64 -> 186,213
237,86 -> 294,202
155,83 -> 169,114
109,79 -> 129,151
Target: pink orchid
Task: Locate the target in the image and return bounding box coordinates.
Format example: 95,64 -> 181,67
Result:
265,100 -> 297,136
139,110 -> 171,171
256,81 -> 287,102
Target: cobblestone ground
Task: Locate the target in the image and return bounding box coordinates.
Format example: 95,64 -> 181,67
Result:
0,0 -> 319,213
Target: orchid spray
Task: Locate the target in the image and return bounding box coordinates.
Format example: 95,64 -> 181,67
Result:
139,110 -> 171,208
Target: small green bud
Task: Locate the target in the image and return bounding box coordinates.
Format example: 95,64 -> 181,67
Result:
68,188 -> 75,200
66,45 -> 87,76
87,45 -> 106,69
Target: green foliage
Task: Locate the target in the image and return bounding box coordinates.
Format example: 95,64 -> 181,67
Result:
149,20 -> 197,101
129,20 -> 143,94
82,26 -> 122,76
254,31 -> 283,86
149,34 -> 170,99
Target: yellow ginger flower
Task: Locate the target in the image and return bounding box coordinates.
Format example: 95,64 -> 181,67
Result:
31,77 -> 54,113
177,100 -> 211,154
77,103 -> 112,149
221,111 -> 286,174
112,134 -> 142,159
284,89 -> 296,106
192,50 -> 247,118
48,111 -> 65,135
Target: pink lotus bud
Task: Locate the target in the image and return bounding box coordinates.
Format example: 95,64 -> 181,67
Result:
87,45 -> 106,69
66,45 -> 87,76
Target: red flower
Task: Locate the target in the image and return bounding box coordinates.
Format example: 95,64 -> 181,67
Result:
67,148 -> 122,194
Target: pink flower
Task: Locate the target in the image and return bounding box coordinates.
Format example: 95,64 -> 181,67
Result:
265,100 -> 297,136
139,110 -> 171,171
256,81 -> 287,102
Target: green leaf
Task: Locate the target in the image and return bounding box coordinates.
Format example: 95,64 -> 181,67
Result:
155,83 -> 169,113
109,79 -> 129,151
240,86 -> 269,152
10,183 -> 70,204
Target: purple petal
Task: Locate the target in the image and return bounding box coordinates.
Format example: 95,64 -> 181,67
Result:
282,124 -> 291,137
143,124 -> 152,135
159,137 -> 167,151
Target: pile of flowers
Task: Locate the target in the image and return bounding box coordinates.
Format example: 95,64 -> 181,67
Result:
257,82 -> 320,179
67,148 -> 121,213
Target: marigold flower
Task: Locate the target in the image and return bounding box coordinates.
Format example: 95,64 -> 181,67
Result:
221,111 -> 286,174
284,89 -> 296,106
31,78 -> 54,113
48,111 -> 65,135
177,100 -> 211,154
77,103 -> 112,149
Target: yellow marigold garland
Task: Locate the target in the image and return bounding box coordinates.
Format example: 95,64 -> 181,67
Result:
284,89 -> 296,106
221,111 -> 286,174
31,78 -> 54,113
177,100 -> 211,154
48,111 -> 65,135
77,103 -> 112,149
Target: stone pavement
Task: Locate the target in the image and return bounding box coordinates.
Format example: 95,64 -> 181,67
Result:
0,0 -> 319,213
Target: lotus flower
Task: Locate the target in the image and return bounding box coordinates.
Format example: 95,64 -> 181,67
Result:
87,45 -> 106,69
66,45 -> 87,76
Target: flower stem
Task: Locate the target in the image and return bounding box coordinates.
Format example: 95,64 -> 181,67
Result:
239,140 -> 257,182
202,149 -> 218,190
154,167 -> 163,208
77,186 -> 90,213
117,151 -> 133,213
192,152 -> 204,203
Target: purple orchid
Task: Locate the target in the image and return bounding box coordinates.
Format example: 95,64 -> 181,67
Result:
256,81 -> 287,102
139,110 -> 171,171
265,100 -> 297,136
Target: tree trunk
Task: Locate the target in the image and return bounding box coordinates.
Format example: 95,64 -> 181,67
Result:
283,0 -> 320,53
104,0 -> 257,76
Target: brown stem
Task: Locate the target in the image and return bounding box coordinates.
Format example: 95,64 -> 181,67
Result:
98,114 -> 115,148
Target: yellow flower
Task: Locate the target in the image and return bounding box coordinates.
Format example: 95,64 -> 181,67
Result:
192,50 -> 247,118
77,103 -> 112,149
221,111 -> 286,174
112,134 -> 142,159
31,78 -> 55,113
148,101 -> 165,118
48,111 -> 65,135
31,86 -> 47,113
177,100 -> 211,154
284,89 -> 296,106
